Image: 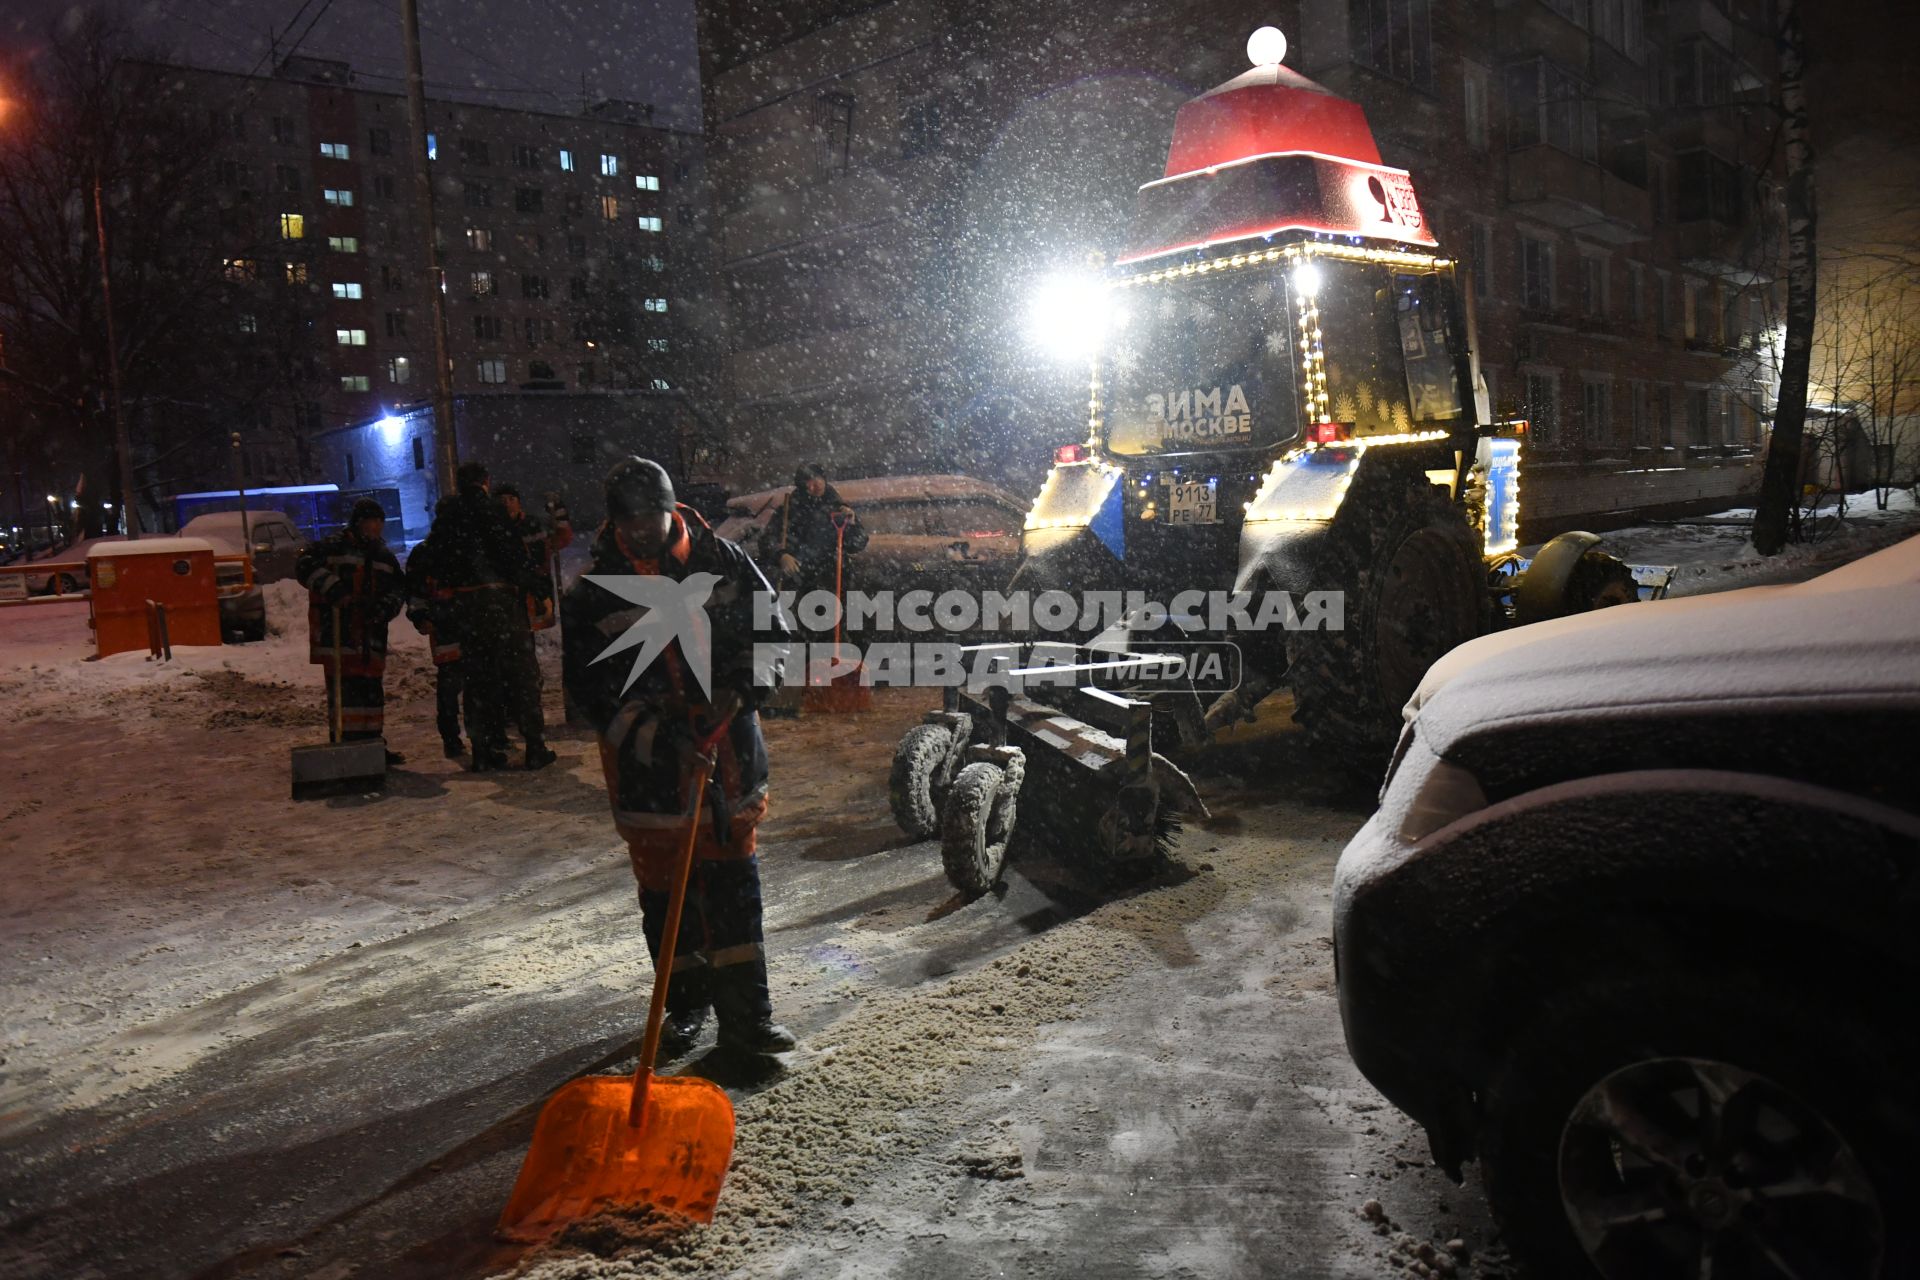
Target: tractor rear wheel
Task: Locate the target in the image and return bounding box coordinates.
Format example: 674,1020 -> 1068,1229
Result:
1287,469 -> 1486,771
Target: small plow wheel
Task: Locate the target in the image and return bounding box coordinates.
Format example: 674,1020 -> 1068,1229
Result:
889,723 -> 955,838
941,753 -> 1024,897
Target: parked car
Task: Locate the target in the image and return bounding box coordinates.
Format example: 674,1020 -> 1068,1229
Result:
179,511 -> 305,642
715,474 -> 1028,610
23,536 -> 124,594
1334,535 -> 1920,1280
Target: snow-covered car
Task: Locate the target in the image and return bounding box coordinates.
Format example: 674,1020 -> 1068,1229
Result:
1333,534 -> 1920,1280
178,510 -> 304,584
22,536 -> 124,594
715,474 -> 1028,608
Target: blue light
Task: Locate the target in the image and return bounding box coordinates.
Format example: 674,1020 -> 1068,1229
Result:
379,415 -> 406,446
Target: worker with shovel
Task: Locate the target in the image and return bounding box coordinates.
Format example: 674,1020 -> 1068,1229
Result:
563,457 -> 795,1058
296,498 -> 405,764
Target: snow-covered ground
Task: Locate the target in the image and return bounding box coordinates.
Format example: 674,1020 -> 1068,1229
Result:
2,504 -> 1915,1279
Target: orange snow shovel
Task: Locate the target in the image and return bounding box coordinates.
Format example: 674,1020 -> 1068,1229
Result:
497,720 -> 737,1241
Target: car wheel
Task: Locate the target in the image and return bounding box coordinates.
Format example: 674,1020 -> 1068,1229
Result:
57,573 -> 82,595
1480,973 -> 1913,1280
889,723 -> 954,839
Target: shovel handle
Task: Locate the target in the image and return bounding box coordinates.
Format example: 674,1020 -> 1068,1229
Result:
628,718 -> 732,1126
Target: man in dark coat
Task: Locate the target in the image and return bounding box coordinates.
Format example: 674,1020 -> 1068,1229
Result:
403,499 -> 473,759
297,498 -> 405,764
429,462 -> 554,771
775,463 -> 867,597
496,482 -> 571,633
563,456 -> 794,1056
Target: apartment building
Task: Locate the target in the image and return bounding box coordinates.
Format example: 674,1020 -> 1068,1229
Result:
695,0 -> 1784,530
143,55 -> 707,497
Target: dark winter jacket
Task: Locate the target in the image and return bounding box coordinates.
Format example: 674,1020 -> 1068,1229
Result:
402,536 -> 463,665
297,527 -> 403,675
428,489 -> 544,596
779,483 -> 868,582
504,509 -> 561,627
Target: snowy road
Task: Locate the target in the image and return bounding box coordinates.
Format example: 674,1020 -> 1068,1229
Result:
6,509 -> 1914,1279
0,617 -> 1491,1279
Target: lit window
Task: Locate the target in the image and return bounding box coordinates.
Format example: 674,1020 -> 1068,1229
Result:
340,375 -> 371,392
389,356 -> 412,385
650,378 -> 670,391
559,148 -> 575,172
477,358 -> 508,384
636,215 -> 662,232
327,235 -> 360,253
323,188 -> 355,207
648,337 -> 669,352
466,227 -> 492,251
223,257 -> 258,281
286,262 -> 309,284
336,328 -> 368,346
601,195 -> 620,220
318,141 -> 351,160
600,153 -> 619,176
427,132 -> 437,160
238,313 -> 258,334
634,174 -> 659,191
331,282 -> 364,300
470,271 -> 496,297
279,213 -> 304,239
644,297 -> 668,313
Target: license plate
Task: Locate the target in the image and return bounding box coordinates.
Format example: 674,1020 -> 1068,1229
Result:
1165,479 -> 1218,525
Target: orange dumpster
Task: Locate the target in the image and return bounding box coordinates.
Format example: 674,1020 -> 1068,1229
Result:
88,537 -> 223,658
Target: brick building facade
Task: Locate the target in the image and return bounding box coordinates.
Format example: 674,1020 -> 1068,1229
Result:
695,0 -> 1784,531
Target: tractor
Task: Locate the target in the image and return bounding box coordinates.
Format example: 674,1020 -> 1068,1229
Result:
890,27 -> 1668,895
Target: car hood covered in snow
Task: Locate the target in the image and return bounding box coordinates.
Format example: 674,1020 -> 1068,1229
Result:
1406,533 -> 1920,754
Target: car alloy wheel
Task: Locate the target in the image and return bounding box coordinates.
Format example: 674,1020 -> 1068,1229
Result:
1558,1055 -> 1884,1280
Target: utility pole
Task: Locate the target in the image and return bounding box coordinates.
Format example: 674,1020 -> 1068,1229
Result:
92,166 -> 141,538
232,431 -> 253,579
400,0 -> 459,497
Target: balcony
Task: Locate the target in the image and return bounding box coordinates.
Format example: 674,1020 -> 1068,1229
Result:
1492,0 -> 1592,68
1506,145 -> 1651,243
1662,0 -> 1735,53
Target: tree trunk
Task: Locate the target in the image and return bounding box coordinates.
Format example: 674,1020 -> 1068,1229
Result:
1753,0 -> 1817,555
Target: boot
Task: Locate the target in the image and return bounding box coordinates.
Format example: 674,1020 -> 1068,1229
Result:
524,743 -> 558,771
442,737 -> 465,760
385,749 -> 407,766
660,1005 -> 709,1057
472,747 -> 510,772
710,954 -> 795,1055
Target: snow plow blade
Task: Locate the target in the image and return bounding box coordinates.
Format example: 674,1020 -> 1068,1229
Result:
495,1072 -> 735,1240
289,739 -> 387,799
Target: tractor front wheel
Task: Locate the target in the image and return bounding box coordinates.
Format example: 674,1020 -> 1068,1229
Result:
889,723 -> 955,838
1287,469 -> 1486,771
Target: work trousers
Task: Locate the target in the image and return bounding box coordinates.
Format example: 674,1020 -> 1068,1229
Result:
597,737 -> 772,1025
459,589 -> 546,753
324,670 -> 385,740
434,661 -> 474,747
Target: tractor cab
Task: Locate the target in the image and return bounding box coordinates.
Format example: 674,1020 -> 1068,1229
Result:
1019,26 -> 1491,605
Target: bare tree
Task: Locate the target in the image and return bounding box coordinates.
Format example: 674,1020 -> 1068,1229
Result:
1811,260 -> 1920,511
1752,0 -> 1817,555
0,13 -> 326,531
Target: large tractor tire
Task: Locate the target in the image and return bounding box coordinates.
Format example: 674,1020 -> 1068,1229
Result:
1287,464 -> 1487,771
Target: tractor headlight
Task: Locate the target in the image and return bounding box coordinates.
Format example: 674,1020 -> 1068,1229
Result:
1026,273 -> 1125,362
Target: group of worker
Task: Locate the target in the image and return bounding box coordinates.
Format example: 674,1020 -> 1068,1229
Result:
294,462 -> 565,771
292,457 -> 865,1058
